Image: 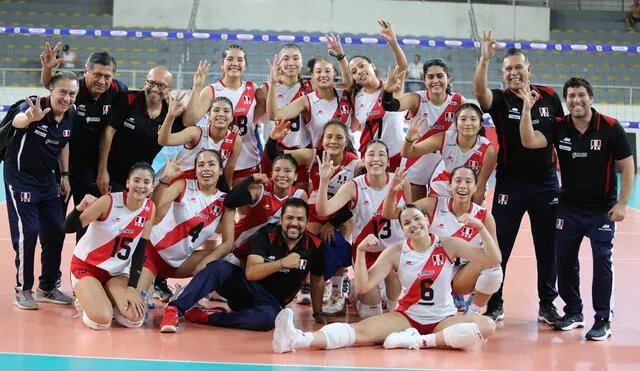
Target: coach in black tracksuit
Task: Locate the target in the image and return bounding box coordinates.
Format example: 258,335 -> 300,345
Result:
474,32 -> 563,323
520,77 -> 634,341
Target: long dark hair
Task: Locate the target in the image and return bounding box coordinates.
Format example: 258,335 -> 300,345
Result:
348,55 -> 373,105
316,119 -> 357,155
194,149 -> 229,192
454,102 -> 486,137
423,59 -> 452,95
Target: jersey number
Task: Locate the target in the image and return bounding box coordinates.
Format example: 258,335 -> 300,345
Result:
289,117 -> 300,132
372,218 -> 392,239
419,278 -> 435,306
188,222 -> 205,243
111,236 -> 133,260
235,115 -> 248,136
365,118 -> 383,140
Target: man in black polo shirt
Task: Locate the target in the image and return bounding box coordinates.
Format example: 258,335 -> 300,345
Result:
519,77 -> 634,341
97,66 -> 182,192
157,198 -> 326,333
4,72 -> 78,310
473,30 -> 564,323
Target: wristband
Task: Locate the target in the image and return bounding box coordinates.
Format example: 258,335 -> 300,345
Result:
60,171 -> 70,177
158,179 -> 170,186
405,137 -> 415,144
334,53 -> 345,61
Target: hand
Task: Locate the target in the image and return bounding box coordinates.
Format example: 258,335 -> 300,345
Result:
229,124 -> 240,134
162,152 -> 184,182
326,33 -> 344,57
168,90 -> 187,117
76,194 -> 98,211
122,286 -> 145,321
608,202 -> 626,222
378,19 -> 397,44
270,120 -> 292,140
358,234 -> 380,252
193,60 -> 211,88
96,169 -> 110,195
384,66 -> 405,93
40,42 -> 64,70
457,213 -> 484,230
518,89 -> 538,110
281,252 -> 301,269
390,167 -> 407,193
267,54 -> 283,83
480,30 -> 500,62
59,176 -> 71,203
405,116 -> 424,143
24,97 -> 51,123
319,223 -> 336,244
317,150 -> 337,181
251,173 -> 270,184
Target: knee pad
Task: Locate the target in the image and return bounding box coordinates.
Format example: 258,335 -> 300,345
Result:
442,323 -> 484,349
320,323 -> 356,349
475,267 -> 503,295
113,308 -> 144,328
82,311 -> 111,330
356,301 -> 383,318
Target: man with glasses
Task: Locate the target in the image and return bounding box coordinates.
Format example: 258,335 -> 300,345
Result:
97,66 -> 183,192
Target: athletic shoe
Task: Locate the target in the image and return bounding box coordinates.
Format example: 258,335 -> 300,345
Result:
342,276 -> 351,303
154,276 -> 173,302
324,292 -> 346,316
272,308 -> 298,353
453,294 -> 466,311
538,303 -> 561,324
484,306 -> 505,321
184,306 -> 227,324
585,317 -> 611,341
159,305 -> 179,333
34,288 -> 73,305
554,312 -> 584,331
383,327 -> 421,350
296,283 -> 311,305
14,290 -> 38,310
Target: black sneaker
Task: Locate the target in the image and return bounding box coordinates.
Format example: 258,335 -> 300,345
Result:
585,317 -> 611,341
484,306 -> 504,321
153,275 -> 173,302
538,303 -> 561,324
554,312 -> 584,331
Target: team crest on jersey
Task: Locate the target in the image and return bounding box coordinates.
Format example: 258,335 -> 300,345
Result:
62,130 -> 71,137
336,174 -> 348,184
432,254 -> 444,266
340,104 -> 350,114
211,205 -> 222,215
112,217 -> 121,222
497,194 -> 508,205
103,105 -> 111,115
556,218 -> 564,230
20,192 -> 31,202
539,107 -> 550,117
590,139 -> 601,150
445,112 -> 455,122
134,216 -> 146,227
243,95 -> 251,104
460,227 -> 474,240
467,160 -> 480,172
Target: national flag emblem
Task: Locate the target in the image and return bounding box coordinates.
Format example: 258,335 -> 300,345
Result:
340,104 -> 350,114
62,129 -> 71,137
556,218 -> 564,230
467,160 -> 479,172
103,105 -> 111,115
20,192 -> 31,202
134,216 -> 146,227
445,112 -> 455,122
243,96 -> 251,104
211,205 -> 222,215
432,254 -> 444,266
539,107 -> 550,117
497,194 -> 508,205
460,227 -> 474,240
590,139 -> 601,150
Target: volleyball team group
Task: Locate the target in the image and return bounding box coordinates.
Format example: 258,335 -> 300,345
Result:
7,19 -> 633,353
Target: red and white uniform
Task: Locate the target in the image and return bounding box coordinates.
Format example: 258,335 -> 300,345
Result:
305,88 -> 352,147
150,180 -> 227,268
233,182 -> 306,259
429,130 -> 492,197
71,193 -> 154,285
354,81 -> 406,170
350,173 -> 405,267
405,91 -> 462,186
263,80 -> 313,149
396,235 -> 457,325
308,151 -> 360,222
207,80 -> 259,171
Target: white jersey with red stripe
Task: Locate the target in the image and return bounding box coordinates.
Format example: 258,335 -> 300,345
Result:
428,196 -> 487,248
305,88 -> 352,147
429,131 -> 492,197
405,91 -> 462,186
150,180 -> 227,268
73,192 -> 154,276
350,173 -> 405,251
208,80 -> 259,170
396,235 -> 457,324
353,83 -> 405,158
233,182 -> 306,259
263,81 -> 313,149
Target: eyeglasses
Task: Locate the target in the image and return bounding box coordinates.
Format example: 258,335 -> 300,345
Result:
145,79 -> 168,90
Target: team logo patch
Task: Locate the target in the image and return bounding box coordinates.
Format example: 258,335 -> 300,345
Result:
134,216 -> 146,227
445,112 -> 455,122
20,192 -> 31,202
432,254 -> 444,266
340,104 -> 350,114
243,95 -> 251,104
467,160 -> 480,172
590,139 -> 601,150
62,129 -> 71,137
298,259 -> 308,270
497,194 -> 508,205
460,227 -> 474,240
103,105 -> 111,115
539,107 -> 550,117
556,218 -> 564,230
211,205 -> 222,215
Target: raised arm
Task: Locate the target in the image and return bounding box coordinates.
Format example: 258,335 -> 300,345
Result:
158,91 -> 199,146
266,56 -> 309,121
63,194 -> 109,233
183,61 -> 213,126
379,20 -> 407,74
443,212 -> 501,267
381,67 -> 420,113
519,90 -> 549,149
473,30 -> 500,111
223,137 -> 243,187
264,120 -> 314,165
355,235 -> 398,294
12,97 -> 50,129
382,167 -> 407,219
402,117 -> 442,157
327,33 -> 353,90
39,42 -> 64,88
315,151 -> 356,216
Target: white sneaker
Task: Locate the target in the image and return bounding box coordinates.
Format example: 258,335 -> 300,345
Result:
322,282 -> 331,304
273,308 -> 298,353
324,292 -> 346,316
383,327 -> 421,350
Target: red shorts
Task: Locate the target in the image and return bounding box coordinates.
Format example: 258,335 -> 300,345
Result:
399,311 -> 448,335
233,165 -> 261,182
70,256 -> 112,288
143,244 -> 179,278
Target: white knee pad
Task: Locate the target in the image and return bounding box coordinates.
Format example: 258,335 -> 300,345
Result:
443,323 -> 484,349
114,308 -> 144,328
320,323 -> 356,349
475,267 -> 503,295
356,301 -> 383,318
82,312 -> 111,330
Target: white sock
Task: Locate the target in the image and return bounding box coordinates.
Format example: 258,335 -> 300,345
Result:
466,303 -> 487,315
295,331 -> 314,348
419,334 -> 437,348
330,275 -> 344,295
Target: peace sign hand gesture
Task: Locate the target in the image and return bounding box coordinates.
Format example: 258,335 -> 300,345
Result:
326,33 -> 344,58
24,97 -> 51,123
193,60 -> 211,89
405,116 -> 424,143
378,19 -> 398,44
480,30 -> 500,62
168,91 -> 187,117
317,150 -> 337,181
161,152 -> 184,183
384,66 -> 405,93
40,42 -> 64,70
270,120 -> 292,140
390,167 -> 408,193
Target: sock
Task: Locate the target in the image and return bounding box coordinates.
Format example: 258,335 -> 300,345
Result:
295,331 -> 314,348
466,303 -> 487,315
419,334 -> 437,348
330,275 -> 344,295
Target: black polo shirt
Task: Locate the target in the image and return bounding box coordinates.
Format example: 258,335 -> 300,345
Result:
107,90 -> 184,184
249,223 -> 324,306
4,97 -> 75,186
488,85 -> 564,180
551,109 -> 632,212
70,78 -> 127,174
